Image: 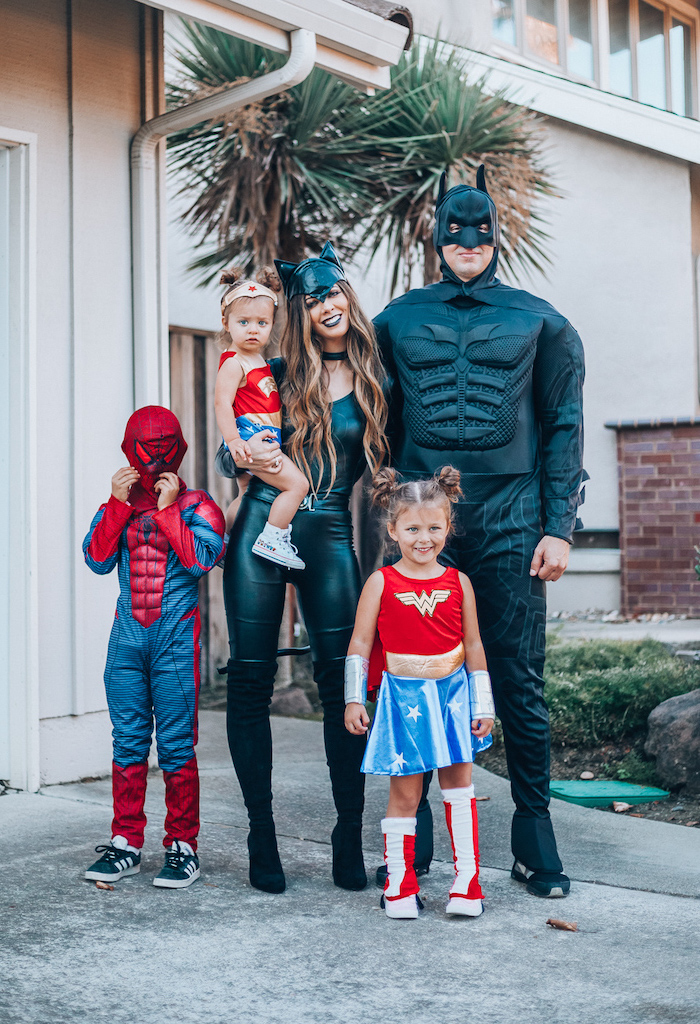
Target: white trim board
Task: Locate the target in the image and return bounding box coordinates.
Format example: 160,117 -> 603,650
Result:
0,126 -> 39,793
140,0 -> 410,89
470,48 -> 700,163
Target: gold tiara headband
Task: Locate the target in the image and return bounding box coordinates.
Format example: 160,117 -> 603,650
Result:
221,281 -> 278,312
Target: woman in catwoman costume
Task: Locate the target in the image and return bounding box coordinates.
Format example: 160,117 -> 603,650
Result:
223,243 -> 388,894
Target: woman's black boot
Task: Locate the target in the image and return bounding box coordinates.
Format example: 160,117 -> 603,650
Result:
331,821 -> 367,891
226,659 -> 286,894
248,824 -> 286,893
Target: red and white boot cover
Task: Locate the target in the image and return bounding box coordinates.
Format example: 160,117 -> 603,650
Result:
442,786 -> 484,917
381,817 -> 421,919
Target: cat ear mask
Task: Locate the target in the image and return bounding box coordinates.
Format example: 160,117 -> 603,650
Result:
274,241 -> 346,301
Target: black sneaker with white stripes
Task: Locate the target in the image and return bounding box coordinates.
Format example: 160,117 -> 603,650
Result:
511,859 -> 570,898
153,841 -> 200,889
85,840 -> 141,882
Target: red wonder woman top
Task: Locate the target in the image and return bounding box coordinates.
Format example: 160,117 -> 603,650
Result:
218,351 -> 281,427
370,565 -> 465,683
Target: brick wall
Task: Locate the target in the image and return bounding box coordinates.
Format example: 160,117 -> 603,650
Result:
612,422 -> 700,616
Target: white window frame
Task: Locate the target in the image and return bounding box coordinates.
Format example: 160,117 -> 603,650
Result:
493,0 -> 601,84
491,0 -> 700,117
0,127 -> 39,792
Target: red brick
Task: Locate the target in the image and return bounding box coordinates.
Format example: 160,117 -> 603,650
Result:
621,441 -> 655,452
668,427 -> 700,438
656,441 -> 691,452
640,453 -> 674,465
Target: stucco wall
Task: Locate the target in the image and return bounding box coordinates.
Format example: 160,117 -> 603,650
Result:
1,0 -> 145,783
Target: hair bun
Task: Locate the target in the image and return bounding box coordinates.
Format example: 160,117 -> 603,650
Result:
435,465 -> 462,503
371,467 -> 399,508
257,266 -> 282,293
220,267 -> 244,287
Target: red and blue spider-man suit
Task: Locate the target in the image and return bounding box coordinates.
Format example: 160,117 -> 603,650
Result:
83,407 -> 225,853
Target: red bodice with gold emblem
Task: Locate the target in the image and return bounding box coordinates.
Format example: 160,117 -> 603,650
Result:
377,565 -> 463,655
219,351 -> 281,426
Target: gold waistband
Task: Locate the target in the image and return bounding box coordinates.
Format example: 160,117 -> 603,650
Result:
385,642 -> 464,680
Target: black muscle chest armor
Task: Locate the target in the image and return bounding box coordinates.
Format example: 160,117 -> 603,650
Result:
394,301 -> 541,457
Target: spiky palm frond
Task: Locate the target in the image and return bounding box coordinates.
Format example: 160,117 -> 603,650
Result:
167,24 -> 557,289
326,37 -> 557,287
167,23 -> 364,281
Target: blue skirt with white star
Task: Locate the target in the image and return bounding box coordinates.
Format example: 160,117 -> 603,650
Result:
361,665 -> 492,776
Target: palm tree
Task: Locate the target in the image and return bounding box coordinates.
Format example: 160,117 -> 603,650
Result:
331,36 -> 557,287
168,24 -> 556,288
167,24 -> 364,280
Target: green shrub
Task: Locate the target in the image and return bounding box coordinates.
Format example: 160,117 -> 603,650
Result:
544,639 -> 700,747
608,750 -> 662,788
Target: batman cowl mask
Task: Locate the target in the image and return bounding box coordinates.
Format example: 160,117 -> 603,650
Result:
433,165 -> 500,255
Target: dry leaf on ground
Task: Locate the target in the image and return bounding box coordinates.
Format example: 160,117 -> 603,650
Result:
546,918 -> 578,932
613,801 -> 632,812
95,881 -> 114,891
475,796 -> 490,802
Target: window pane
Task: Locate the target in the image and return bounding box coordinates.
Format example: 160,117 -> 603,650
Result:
669,19 -> 692,116
568,0 -> 594,79
608,0 -> 632,97
637,1 -> 666,110
492,0 -> 517,46
526,0 -> 560,64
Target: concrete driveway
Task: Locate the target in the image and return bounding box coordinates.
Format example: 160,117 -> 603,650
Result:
2,711 -> 699,1024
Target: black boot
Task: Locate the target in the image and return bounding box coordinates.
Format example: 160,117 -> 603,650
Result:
331,821 -> 367,891
316,659 -> 368,891
248,824 -> 286,893
227,659 -> 286,894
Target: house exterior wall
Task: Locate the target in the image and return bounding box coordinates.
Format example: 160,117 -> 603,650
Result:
1,0 -> 151,784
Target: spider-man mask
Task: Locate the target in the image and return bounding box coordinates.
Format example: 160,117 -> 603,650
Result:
121,406 -> 187,496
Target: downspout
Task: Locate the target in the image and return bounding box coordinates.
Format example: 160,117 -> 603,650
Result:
131,27 -> 316,408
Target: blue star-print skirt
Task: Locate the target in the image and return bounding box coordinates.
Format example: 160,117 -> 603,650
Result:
361,665 -> 492,777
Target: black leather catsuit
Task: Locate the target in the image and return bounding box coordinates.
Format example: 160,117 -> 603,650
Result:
223,358 -> 368,882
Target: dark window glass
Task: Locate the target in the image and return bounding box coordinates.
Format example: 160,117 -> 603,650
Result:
492,0 -> 517,46
669,18 -> 692,115
608,0 -> 633,97
526,0 -> 560,63
568,0 -> 594,78
638,1 -> 667,109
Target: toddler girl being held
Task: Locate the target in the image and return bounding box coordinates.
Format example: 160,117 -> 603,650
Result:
214,268 -> 309,569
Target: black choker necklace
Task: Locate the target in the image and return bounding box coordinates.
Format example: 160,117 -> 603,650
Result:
322,351 -> 348,361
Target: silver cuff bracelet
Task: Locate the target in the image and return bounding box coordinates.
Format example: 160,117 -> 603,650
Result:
344,654 -> 369,705
468,670 -> 495,720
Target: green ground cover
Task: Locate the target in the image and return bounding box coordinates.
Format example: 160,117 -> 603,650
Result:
543,638 -> 700,785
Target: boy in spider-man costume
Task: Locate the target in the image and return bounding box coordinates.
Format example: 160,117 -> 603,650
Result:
83,407 -> 225,888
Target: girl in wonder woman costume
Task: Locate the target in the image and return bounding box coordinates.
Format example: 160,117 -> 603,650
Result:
214,268 -> 309,569
344,467 -> 495,919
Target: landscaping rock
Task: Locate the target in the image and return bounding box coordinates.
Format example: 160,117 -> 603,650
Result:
270,685 -> 314,717
645,688 -> 700,793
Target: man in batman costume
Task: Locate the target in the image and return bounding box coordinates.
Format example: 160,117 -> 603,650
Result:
373,166 -> 585,898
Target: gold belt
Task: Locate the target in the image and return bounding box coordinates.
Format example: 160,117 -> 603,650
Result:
385,642 -> 464,680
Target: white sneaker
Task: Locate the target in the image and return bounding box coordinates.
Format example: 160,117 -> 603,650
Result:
252,526 -> 305,570
381,893 -> 423,919
445,895 -> 483,917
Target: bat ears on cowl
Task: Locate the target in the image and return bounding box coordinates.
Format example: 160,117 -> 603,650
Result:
476,164 -> 489,195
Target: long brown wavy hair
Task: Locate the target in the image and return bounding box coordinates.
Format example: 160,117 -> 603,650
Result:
280,280 -> 388,495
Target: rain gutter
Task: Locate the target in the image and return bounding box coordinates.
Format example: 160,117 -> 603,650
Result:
131,27 -> 317,406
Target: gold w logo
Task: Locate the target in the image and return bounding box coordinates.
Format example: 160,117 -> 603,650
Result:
257,376 -> 278,398
394,589 -> 452,617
